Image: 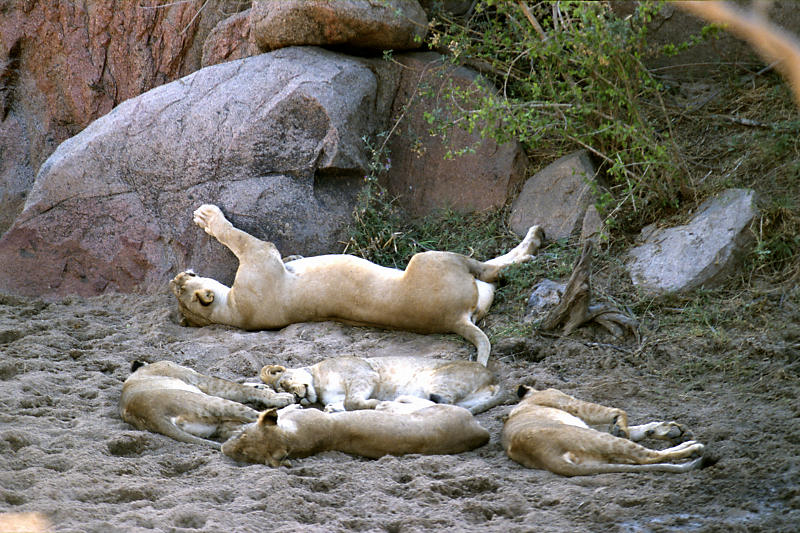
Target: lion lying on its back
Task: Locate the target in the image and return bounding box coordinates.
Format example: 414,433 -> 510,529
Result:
261,355 -> 508,414
171,204 -> 544,366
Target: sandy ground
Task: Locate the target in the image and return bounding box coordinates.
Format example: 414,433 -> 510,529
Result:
0,289 -> 798,532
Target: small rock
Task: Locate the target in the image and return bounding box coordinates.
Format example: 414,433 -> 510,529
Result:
524,279 -> 565,323
510,150 -> 598,241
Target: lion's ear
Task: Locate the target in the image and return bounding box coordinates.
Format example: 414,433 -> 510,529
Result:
258,409 -> 279,426
195,289 -> 214,306
516,384 -> 532,399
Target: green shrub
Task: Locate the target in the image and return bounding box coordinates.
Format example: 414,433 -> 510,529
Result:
423,1 -> 699,231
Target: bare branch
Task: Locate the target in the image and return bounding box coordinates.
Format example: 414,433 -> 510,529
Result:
674,1 -> 800,106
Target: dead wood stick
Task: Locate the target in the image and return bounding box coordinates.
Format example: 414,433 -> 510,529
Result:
540,239 -> 638,338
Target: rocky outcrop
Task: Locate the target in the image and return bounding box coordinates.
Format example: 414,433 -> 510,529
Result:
0,0 -> 245,235
510,150 -> 598,241
381,52 -> 528,218
626,188 -> 759,294
0,48 -> 397,298
250,0 -> 428,52
201,9 -> 260,68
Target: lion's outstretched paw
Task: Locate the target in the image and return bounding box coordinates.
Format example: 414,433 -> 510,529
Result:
323,401 -> 346,413
266,392 -> 297,408
193,204 -> 227,236
649,421 -> 693,443
518,225 -> 545,261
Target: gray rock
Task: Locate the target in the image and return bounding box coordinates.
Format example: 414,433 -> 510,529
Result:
510,150 -> 598,241
626,188 -> 759,294
0,113 -> 33,235
250,0 -> 428,52
0,47 -> 395,298
524,279 -> 566,323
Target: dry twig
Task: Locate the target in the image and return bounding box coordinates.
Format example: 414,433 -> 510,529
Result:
540,240 -> 639,338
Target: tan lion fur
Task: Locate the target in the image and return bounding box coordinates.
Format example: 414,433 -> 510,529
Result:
170,204 -> 544,366
221,400 -> 490,466
260,355 -> 508,414
502,386 -> 711,476
119,361 -> 295,446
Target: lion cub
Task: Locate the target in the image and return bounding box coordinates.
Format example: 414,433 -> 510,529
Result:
260,355 -> 507,414
119,361 -> 295,446
221,399 -> 490,466
502,386 -> 712,476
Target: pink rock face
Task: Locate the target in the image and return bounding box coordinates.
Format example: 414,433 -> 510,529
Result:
381,52 -> 528,218
202,9 -> 261,67
0,0 -> 242,234
249,0 -> 428,52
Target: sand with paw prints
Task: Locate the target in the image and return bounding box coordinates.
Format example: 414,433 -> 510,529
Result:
1,290 -> 798,532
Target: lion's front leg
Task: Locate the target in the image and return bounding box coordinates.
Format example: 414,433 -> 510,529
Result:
193,204 -> 270,260
341,377 -> 381,411
530,388 -> 630,437
196,374 -> 296,409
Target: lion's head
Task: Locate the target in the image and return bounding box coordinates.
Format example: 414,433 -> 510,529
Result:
221,409 -> 290,466
260,365 -> 317,405
170,270 -> 230,327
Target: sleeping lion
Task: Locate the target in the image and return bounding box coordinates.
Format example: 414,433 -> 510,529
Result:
260,355 -> 508,414
119,360 -> 295,446
221,398 -> 490,466
502,385 -> 714,476
170,204 -> 544,366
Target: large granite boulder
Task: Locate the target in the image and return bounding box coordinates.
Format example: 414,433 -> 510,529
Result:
0,47 -> 397,298
0,0 -> 245,235
381,52 -> 527,218
626,188 -> 759,294
510,150 -> 599,241
250,0 -> 428,52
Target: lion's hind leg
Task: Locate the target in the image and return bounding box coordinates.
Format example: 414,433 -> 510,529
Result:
182,396 -> 261,441
525,388 -> 630,437
542,430 -> 706,476
484,226 -> 545,269
455,385 -> 511,414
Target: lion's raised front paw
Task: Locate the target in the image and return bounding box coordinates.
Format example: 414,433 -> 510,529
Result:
193,204 -> 227,236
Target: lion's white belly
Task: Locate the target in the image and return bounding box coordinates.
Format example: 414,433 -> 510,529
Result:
172,418 -> 217,437
316,371 -> 348,406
